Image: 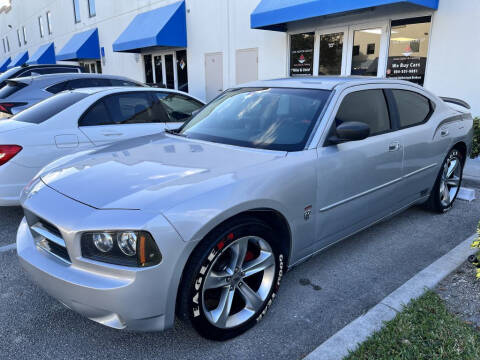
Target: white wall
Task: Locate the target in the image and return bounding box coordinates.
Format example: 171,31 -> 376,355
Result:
424,0 -> 480,116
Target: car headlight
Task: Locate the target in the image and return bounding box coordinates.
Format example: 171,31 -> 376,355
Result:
81,231 -> 162,267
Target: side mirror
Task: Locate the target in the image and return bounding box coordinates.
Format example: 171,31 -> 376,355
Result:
329,121 -> 370,144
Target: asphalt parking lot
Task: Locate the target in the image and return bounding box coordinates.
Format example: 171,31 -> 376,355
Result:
1,187 -> 479,360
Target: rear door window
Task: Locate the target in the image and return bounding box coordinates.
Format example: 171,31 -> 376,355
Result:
12,92 -> 87,124
335,90 -> 391,136
392,89 -> 432,128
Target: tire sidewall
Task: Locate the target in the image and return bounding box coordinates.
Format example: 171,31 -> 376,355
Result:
186,220 -> 284,340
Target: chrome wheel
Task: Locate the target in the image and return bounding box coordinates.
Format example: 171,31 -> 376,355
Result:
201,236 -> 276,329
439,152 -> 462,207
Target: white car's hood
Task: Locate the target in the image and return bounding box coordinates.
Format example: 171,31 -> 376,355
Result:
41,133 -> 285,210
0,119 -> 32,133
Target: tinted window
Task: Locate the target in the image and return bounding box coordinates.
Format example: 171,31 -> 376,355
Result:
66,78 -> 100,89
335,90 -> 390,136
153,93 -> 203,122
79,100 -> 112,126
38,67 -> 79,75
46,81 -> 68,94
0,81 -> 26,98
104,92 -> 161,124
392,90 -> 432,128
13,92 -> 87,124
109,79 -> 142,87
179,88 -> 331,151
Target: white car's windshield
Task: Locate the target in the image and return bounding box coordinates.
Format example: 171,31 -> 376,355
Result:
178,87 -> 331,151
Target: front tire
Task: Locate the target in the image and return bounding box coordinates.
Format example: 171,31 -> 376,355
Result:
177,216 -> 285,340
425,148 -> 464,213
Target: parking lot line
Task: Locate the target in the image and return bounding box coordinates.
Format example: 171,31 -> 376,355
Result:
0,243 -> 16,253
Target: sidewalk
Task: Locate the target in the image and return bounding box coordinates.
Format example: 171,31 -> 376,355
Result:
465,158 -> 480,184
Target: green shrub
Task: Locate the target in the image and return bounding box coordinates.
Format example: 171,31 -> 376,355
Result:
471,117 -> 480,159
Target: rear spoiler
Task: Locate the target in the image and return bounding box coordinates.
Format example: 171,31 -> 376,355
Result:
440,97 -> 471,110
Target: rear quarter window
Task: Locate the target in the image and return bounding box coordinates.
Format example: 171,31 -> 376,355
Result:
392,90 -> 432,128
12,92 -> 87,124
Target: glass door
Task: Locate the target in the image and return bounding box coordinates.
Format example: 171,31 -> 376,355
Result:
317,27 -> 348,76
346,23 -> 389,77
144,52 -> 177,89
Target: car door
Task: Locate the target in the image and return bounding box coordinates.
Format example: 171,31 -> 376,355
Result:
315,86 -> 404,247
386,87 -> 449,206
78,91 -> 168,146
151,92 -> 204,130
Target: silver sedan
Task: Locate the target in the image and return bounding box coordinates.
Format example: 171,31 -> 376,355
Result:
17,77 -> 473,340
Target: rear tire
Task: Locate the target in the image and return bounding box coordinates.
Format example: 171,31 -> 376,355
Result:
177,216 -> 285,340
425,148 -> 464,213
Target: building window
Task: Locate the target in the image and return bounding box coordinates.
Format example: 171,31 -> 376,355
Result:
73,0 -> 81,23
289,32 -> 314,77
22,26 -> 27,45
6,36 -> 10,52
17,29 -> 21,47
351,28 -> 382,76
386,16 -> 432,86
46,11 -> 53,34
318,32 -> 344,75
38,16 -> 44,38
2,39 -> 5,53
88,0 -> 96,17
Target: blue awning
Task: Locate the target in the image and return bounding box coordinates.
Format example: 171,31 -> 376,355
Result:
26,43 -> 56,65
7,51 -> 29,69
113,0 -> 187,53
0,57 -> 11,72
251,0 -> 439,31
56,28 -> 100,61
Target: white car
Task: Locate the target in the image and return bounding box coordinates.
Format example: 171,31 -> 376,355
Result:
0,87 -> 204,205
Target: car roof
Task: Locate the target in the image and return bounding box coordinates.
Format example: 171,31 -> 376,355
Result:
69,86 -> 205,103
240,76 -> 423,91
13,72 -> 129,82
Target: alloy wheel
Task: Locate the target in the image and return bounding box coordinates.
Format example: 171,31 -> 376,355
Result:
201,236 -> 276,329
439,152 -> 462,207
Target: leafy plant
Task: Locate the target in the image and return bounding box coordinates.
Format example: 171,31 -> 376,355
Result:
471,117 -> 480,159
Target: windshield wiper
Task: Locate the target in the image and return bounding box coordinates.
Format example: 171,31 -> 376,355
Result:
165,128 -> 187,137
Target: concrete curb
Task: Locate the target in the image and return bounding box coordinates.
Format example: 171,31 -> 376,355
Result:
305,233 -> 478,360
0,243 -> 16,253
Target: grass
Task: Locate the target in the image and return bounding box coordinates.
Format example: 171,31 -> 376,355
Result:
345,291 -> 480,360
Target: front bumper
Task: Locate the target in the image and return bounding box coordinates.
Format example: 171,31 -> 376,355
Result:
17,184 -> 195,331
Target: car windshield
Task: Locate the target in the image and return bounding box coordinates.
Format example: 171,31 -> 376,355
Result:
178,87 -> 331,151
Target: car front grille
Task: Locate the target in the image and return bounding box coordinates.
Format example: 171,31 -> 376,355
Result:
24,210 -> 71,263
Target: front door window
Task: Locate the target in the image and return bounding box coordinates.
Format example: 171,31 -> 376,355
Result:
318,32 -> 344,75
351,28 -> 382,76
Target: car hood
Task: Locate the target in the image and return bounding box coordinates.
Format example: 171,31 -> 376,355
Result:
40,133 -> 286,210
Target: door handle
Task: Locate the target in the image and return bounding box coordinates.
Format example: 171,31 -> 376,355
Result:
101,132 -> 123,137
388,142 -> 401,152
